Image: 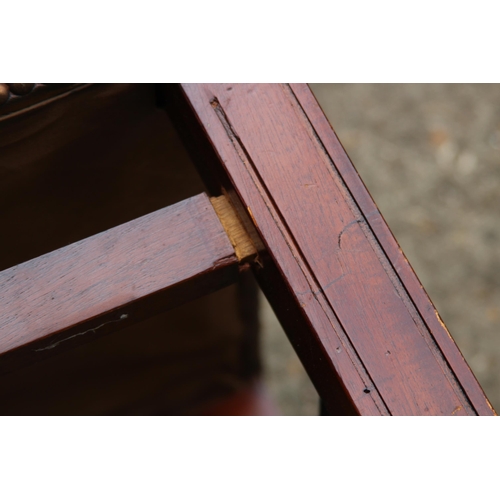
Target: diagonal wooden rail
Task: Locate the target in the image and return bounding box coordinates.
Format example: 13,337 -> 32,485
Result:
163,83 -> 495,416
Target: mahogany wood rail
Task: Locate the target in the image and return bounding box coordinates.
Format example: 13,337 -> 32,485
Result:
0,193 -> 254,373
162,83 -> 495,416
0,83 -> 495,416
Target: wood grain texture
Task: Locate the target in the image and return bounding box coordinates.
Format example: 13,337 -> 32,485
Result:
288,85 -> 496,416
0,193 -> 239,373
165,83 -> 495,416
210,195 -> 258,262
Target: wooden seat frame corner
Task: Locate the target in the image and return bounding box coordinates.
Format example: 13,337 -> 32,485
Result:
0,83 -> 494,416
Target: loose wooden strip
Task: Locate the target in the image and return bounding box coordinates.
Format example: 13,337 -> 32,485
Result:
0,193 -> 239,373
165,83 -> 495,415
210,195 -> 258,262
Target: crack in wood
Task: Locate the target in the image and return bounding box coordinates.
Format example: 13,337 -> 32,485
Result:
34,314 -> 129,352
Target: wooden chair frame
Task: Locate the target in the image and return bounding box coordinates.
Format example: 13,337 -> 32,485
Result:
0,83 -> 494,415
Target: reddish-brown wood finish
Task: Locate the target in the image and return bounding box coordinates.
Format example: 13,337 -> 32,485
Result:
165,83 -> 495,416
289,84 -> 495,416
0,193 -> 239,373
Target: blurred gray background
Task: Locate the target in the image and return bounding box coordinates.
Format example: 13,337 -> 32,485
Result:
261,84 -> 500,415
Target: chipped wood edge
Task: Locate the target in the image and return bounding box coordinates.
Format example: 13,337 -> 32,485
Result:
211,195 -> 258,263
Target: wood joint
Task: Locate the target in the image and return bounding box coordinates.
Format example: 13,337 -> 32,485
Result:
211,195 -> 258,263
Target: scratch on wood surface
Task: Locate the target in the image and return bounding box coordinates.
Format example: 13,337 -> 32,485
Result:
337,219 -> 363,249
33,314 -> 129,352
212,255 -> 237,269
295,273 -> 348,297
434,310 -> 455,341
323,274 -> 348,291
246,207 -> 257,228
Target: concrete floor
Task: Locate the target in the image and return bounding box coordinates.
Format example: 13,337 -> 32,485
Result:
261,84 -> 500,415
